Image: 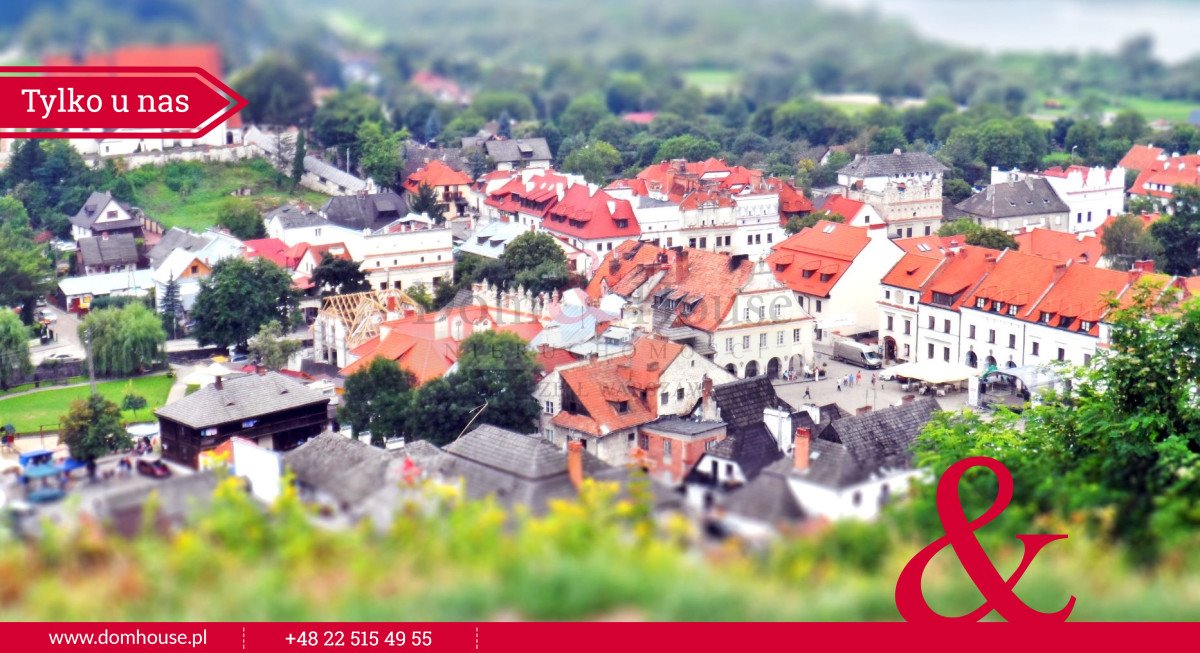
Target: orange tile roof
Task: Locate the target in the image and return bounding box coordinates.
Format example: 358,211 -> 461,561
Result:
242,238 -> 291,268
1013,228 -> 1102,265
1118,144 -> 1165,172
963,250 -> 1064,317
882,252 -> 945,291
541,183 -> 640,241
820,195 -> 866,220
1023,264 -> 1132,336
1129,154 -> 1200,198
922,246 -> 1001,308
404,160 -> 472,191
588,241 -> 754,332
340,304 -> 542,383
554,337 -> 683,436
768,221 -> 872,297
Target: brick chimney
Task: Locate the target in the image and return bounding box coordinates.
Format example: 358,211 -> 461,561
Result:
901,394 -> 915,404
856,405 -> 872,415
701,375 -> 718,421
1131,259 -> 1155,274
793,427 -> 811,471
214,375 -> 223,391
567,440 -> 584,490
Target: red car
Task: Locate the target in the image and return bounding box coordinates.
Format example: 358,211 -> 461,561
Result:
136,459 -> 172,479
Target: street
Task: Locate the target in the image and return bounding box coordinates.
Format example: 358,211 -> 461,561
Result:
29,304 -> 85,366
772,353 -> 971,416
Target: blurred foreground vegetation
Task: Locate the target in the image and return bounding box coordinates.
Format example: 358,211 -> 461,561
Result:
2,474 -> 1200,621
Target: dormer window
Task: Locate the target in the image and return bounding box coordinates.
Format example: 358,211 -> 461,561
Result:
1040,312 -> 1052,324
976,298 -> 986,309
994,302 -> 1004,313
1058,316 -> 1074,329
802,270 -> 814,279
613,401 -> 630,414
1007,305 -> 1018,316
1080,320 -> 1093,331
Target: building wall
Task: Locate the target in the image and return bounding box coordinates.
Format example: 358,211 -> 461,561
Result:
958,307 -> 1028,369
714,290 -> 815,378
810,235 -> 904,341
916,303 -> 967,366
787,469 -> 922,520
1024,321 -> 1101,366
879,285 -> 921,362
972,210 -> 1070,234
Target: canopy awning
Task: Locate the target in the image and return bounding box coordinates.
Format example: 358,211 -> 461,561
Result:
885,361 -> 980,384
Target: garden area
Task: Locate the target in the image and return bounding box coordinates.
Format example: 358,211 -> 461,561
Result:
127,159 -> 330,231
0,374 -> 173,432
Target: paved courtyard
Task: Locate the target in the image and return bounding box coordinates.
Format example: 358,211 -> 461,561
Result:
772,353 -> 972,416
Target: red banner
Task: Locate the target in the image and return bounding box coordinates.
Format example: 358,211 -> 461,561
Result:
0,622 -> 1196,653
0,66 -> 247,138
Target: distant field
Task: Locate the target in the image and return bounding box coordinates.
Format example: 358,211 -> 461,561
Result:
682,69 -> 738,95
1032,93 -> 1198,125
0,374 -> 174,432
134,159 -> 330,231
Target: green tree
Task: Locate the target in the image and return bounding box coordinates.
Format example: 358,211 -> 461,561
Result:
467,148 -> 492,179
785,212 -> 844,235
501,231 -> 568,273
80,303 -> 165,377
558,95 -> 612,137
471,91 -> 536,121
772,101 -> 853,145
216,199 -> 266,240
357,121 -> 406,190
0,309 -> 32,390
447,330 -> 541,434
234,55 -> 315,127
1149,186 -> 1200,275
562,140 -> 622,184
248,319 -> 302,370
937,218 -> 980,237
340,357 -> 417,446
191,258 -> 301,348
311,253 -> 371,295
406,283 -> 436,311
291,131 -> 307,187
1108,109 -> 1148,144
407,183 -> 443,220
868,126 -> 907,154
160,274 -> 184,340
60,394 -> 129,470
1101,213 -> 1163,271
312,88 -> 384,162
966,227 -> 1019,251
405,376 -> 467,445
943,178 -> 974,203
653,135 -> 720,163
0,216 -> 53,324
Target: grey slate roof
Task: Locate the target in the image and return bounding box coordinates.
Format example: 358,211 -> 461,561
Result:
484,138 -> 552,164
285,431 -> 397,505
78,232 -> 138,267
712,376 -> 795,430
434,424 -> 622,513
148,228 -> 210,269
706,423 -> 784,480
723,468 -> 807,524
838,152 -> 948,177
266,205 -> 329,229
820,396 -> 940,470
955,178 -> 1069,220
321,192 -> 406,232
155,371 -> 330,429
304,156 -> 369,193
69,191 -> 142,231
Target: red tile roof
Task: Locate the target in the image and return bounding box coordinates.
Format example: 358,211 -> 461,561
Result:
1118,144 -> 1165,172
921,246 -> 1000,309
1024,264 -> 1132,336
587,240 -> 671,301
307,242 -> 353,263
540,183 -> 640,241
43,44 -> 241,128
404,160 -> 473,191
819,195 -> 866,221
1012,228 -> 1102,266
622,112 -> 658,124
768,221 -> 872,298
340,304 -> 542,383
1128,152 -> 1200,198
242,238 -> 292,268
534,346 -> 581,378
553,337 -> 684,436
484,169 -> 576,218
776,179 -> 814,216
963,250 -> 1063,318
882,252 -> 945,291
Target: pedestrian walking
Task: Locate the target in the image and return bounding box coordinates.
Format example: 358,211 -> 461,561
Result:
836,378 -> 842,392
856,371 -> 862,385
803,386 -> 812,400
870,374 -> 876,388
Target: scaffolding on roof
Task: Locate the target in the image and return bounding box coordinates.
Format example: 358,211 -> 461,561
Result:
318,288 -> 423,350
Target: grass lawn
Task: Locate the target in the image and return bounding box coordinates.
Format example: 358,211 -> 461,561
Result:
0,374 -> 174,432
1030,92 -> 1198,125
134,159 -> 331,231
682,69 -> 738,96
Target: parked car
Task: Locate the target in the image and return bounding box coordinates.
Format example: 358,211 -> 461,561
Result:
43,352 -> 82,364
136,459 -> 172,479
832,339 -> 883,369
37,309 -> 56,324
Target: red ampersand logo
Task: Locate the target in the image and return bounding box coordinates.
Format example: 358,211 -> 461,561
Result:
895,456 -> 1076,622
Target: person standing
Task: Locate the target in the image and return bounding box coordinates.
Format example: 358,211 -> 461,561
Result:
836,377 -> 842,392
856,371 -> 862,385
